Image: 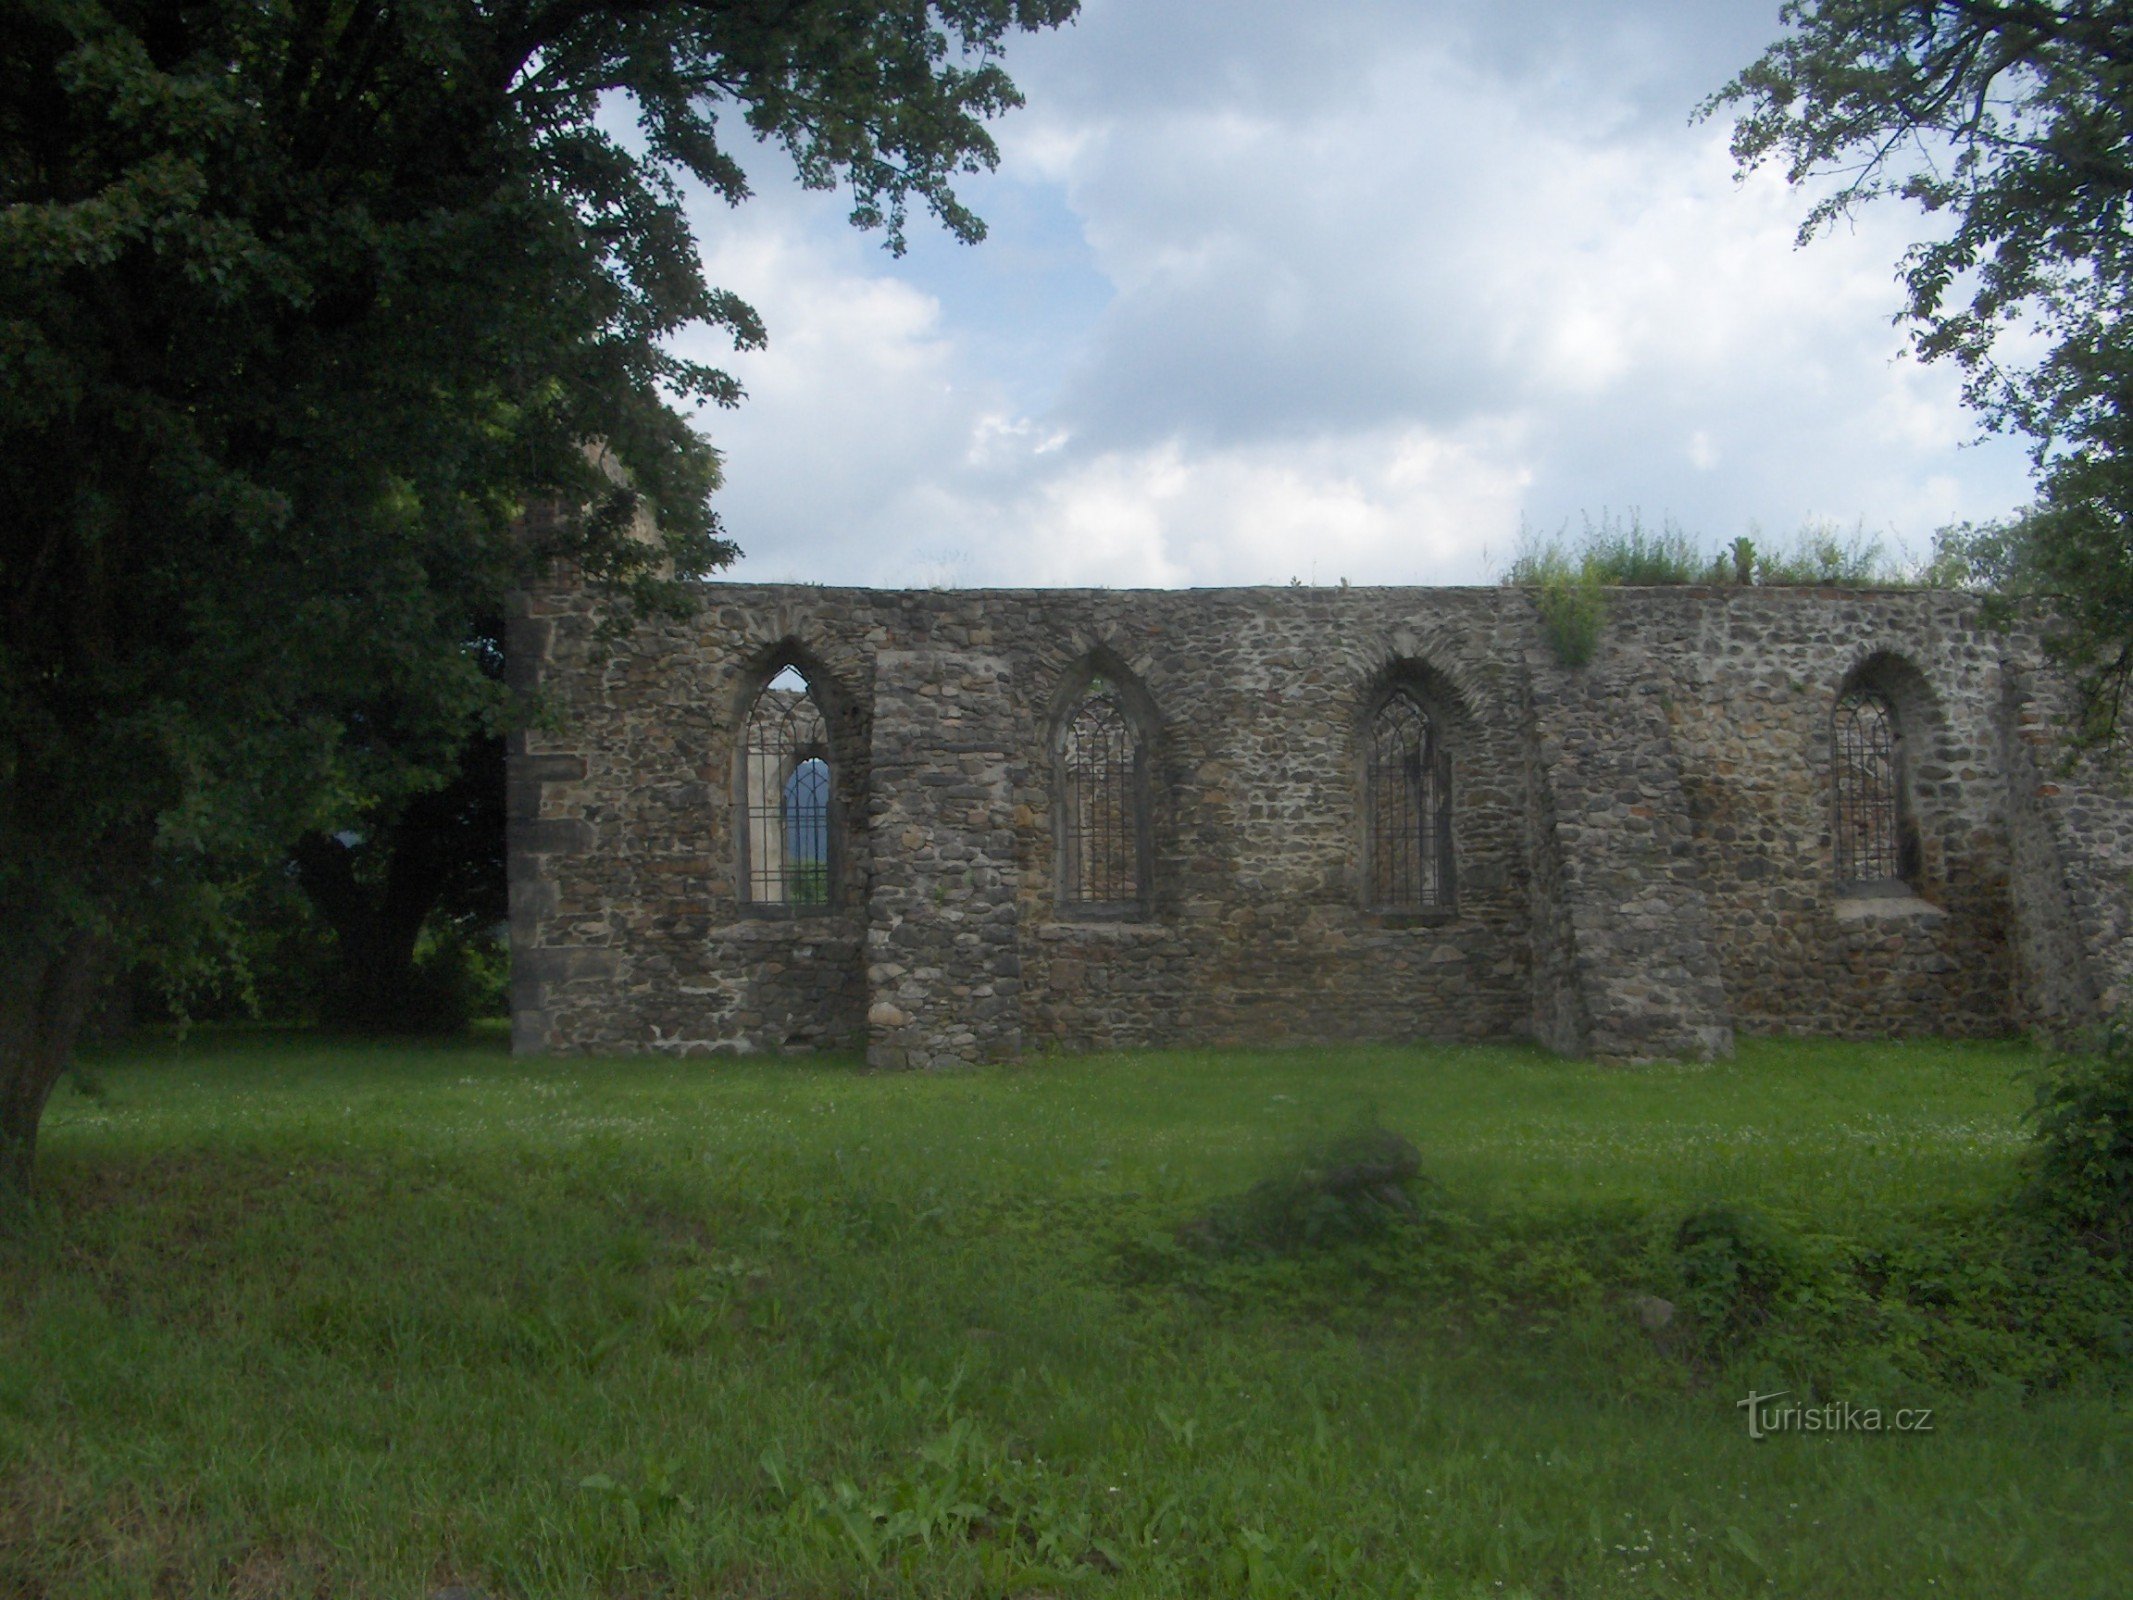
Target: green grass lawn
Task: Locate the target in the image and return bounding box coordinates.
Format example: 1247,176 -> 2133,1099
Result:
2,1032 -> 2127,1598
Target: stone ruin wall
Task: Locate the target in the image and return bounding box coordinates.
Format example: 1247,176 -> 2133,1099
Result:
507,582 -> 2133,1064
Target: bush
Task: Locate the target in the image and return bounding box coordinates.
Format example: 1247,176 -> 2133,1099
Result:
1505,512 -> 1711,666
2024,1026 -> 2133,1253
1508,544 -> 1607,668
1751,520 -> 1904,586
1672,1204 -> 1800,1341
1535,562 -> 1606,668
1182,1125 -> 1430,1255
1502,512 -> 1920,607
1575,512 -> 1709,585
316,922 -> 509,1034
786,861 -> 830,907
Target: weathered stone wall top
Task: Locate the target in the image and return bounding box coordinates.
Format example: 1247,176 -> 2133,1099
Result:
509,580 -> 2126,1062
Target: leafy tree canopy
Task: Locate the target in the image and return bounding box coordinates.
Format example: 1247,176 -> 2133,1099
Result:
0,0 -> 1075,1192
1707,1 -> 2133,729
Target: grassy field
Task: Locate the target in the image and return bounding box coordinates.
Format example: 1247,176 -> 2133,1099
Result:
1,1031 -> 2127,1598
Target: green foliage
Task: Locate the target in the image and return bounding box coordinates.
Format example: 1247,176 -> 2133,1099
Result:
1673,1205 -> 1802,1343
1931,503 -> 2133,739
128,871 -> 508,1034
1504,511 -> 1920,669
318,921 -> 509,1034
1509,542 -> 1609,667
1708,3 -> 2133,734
0,0 -> 1076,1178
1181,1124 -> 1428,1254
1534,572 -> 1608,668
787,861 -> 833,908
1510,512 -> 1911,592
1749,520 -> 1902,586
762,1391 -> 1123,1579
2023,1024 -> 2133,1253
1567,512 -> 1709,586
1505,511 -> 1708,587
456,927 -> 514,1022
137,865 -> 339,1026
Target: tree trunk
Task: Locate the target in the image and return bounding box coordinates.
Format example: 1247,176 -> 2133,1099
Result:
0,934 -> 104,1205
292,733 -> 502,1032
295,830 -> 444,1029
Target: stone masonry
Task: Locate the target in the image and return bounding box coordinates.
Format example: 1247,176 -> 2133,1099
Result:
507,583 -> 2133,1063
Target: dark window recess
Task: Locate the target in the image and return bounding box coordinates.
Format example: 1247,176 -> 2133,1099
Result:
1833,689 -> 1901,886
1060,686 -> 1143,905
1367,691 -> 1452,909
742,668 -> 834,908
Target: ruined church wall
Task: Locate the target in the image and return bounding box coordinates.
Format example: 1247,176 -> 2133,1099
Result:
510,583 -> 1542,1057
509,579 -> 2118,1061
991,587 -> 1534,1051
506,587 -> 877,1056
1623,588 -> 2020,1037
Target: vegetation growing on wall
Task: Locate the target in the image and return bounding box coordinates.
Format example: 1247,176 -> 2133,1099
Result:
1515,544 -> 1610,668
1505,511 -> 1917,591
1501,511 -> 1918,666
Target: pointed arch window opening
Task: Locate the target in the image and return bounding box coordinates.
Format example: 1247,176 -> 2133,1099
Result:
1367,690 -> 1453,911
1833,688 -> 1903,888
1059,682 -> 1147,909
742,665 -> 836,909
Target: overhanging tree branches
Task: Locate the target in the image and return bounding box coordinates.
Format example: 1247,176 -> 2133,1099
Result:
0,0 -> 1077,1197
1709,1 -> 2133,732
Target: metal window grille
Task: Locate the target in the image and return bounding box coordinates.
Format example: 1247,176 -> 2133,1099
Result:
1060,687 -> 1141,904
1367,692 -> 1451,909
1833,689 -> 1900,884
742,673 -> 834,907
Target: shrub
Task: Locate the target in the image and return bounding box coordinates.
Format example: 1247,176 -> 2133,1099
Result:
1507,544 -> 1607,668
1672,1205 -> 1800,1341
2023,1025 -> 2133,1253
787,861 -> 831,906
1502,512 -> 1922,606
1752,519 -> 1905,586
1574,511 -> 1708,585
1183,1125 -> 1430,1255
1504,512 -> 1712,666
1504,512 -> 1707,589
1535,561 -> 1606,668
316,922 -> 508,1034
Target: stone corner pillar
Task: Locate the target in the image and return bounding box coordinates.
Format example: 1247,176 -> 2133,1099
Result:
1521,632 -> 1735,1063
864,648 -> 1024,1069
2000,651 -> 2133,1031
504,586 -> 612,1055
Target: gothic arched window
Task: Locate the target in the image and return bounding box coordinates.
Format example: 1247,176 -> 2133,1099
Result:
741,666 -> 835,909
1833,688 -> 1905,888
1058,682 -> 1148,909
1365,689 -> 1453,910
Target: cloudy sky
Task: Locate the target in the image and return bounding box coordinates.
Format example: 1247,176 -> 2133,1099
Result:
670,0 -> 2037,590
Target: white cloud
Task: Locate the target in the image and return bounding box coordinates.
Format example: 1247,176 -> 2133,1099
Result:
680,0 -> 2036,590
915,421 -> 1535,588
